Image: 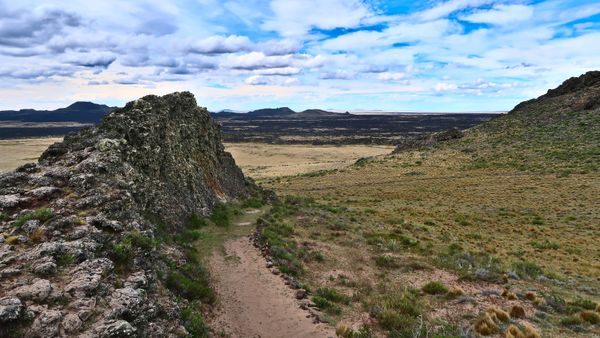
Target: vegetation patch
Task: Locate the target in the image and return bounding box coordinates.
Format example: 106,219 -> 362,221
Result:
13,208 -> 53,228
422,281 -> 448,295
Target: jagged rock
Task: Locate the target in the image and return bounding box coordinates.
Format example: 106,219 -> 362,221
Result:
12,278 -> 57,302
125,271 -> 148,289
30,309 -> 61,337
28,186 -> 61,199
62,313 -> 83,333
31,257 -> 57,276
65,258 -> 113,296
0,194 -> 29,209
108,287 -> 146,319
22,219 -> 41,233
0,297 -> 24,322
67,298 -> 96,321
96,320 -> 136,338
0,267 -> 21,278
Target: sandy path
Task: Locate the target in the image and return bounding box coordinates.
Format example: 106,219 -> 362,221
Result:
208,237 -> 335,338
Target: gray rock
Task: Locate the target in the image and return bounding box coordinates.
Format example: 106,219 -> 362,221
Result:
0,194 -> 29,209
62,313 -> 83,333
109,287 -> 145,319
98,320 -> 136,338
22,219 -> 41,233
31,257 -> 57,276
0,267 -> 21,278
0,297 -> 24,322
295,289 -> 307,299
12,278 -> 56,302
28,187 -> 61,199
30,309 -> 61,337
65,258 -> 113,296
67,297 -> 96,321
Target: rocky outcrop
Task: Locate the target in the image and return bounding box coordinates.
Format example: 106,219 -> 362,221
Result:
511,70 -> 600,114
0,92 -> 252,337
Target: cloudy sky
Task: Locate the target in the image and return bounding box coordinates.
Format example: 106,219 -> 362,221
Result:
1,0 -> 599,111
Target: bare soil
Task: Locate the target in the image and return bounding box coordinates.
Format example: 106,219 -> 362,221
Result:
208,236 -> 335,338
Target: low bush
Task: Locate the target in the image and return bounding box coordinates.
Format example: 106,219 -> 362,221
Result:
512,260 -> 543,279
422,281 -> 448,295
316,287 -> 351,305
181,307 -> 210,338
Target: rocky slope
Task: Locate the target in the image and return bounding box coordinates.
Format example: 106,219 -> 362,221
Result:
0,92 -> 251,337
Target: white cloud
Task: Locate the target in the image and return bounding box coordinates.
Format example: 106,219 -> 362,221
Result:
262,0 -> 373,37
461,5 -> 534,25
378,72 -> 407,81
435,82 -> 458,91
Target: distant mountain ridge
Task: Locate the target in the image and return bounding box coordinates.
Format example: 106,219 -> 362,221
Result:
210,107 -> 345,118
0,102 -> 116,124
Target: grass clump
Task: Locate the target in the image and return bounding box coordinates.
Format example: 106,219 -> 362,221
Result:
315,287 -> 351,304
580,310 -> 600,324
313,296 -> 342,315
210,203 -> 237,227
111,231 -> 156,268
13,208 -> 53,228
374,255 -> 399,268
367,289 -> 423,334
422,281 -> 448,295
0,212 -> 6,222
530,239 -> 560,250
336,324 -> 374,338
181,307 -> 210,338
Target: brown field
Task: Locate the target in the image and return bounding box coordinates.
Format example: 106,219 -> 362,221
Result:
0,137 -> 62,172
257,147 -> 600,337
225,143 -> 393,178
0,138 -> 393,177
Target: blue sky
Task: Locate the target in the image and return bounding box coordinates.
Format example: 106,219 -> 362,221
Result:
0,0 -> 599,112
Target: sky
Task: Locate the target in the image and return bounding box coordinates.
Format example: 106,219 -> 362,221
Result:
0,0 -> 599,112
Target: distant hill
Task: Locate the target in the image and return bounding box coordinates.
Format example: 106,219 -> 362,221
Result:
399,71 -> 600,173
0,101 -> 115,124
210,107 -> 344,118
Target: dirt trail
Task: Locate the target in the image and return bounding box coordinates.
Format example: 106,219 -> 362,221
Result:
208,233 -> 335,338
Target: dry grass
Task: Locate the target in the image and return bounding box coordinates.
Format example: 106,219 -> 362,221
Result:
224,142 -> 393,179
0,137 -> 62,172
257,145 -> 599,337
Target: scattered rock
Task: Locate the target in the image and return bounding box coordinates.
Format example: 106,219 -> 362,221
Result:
98,320 -> 136,338
295,289 -> 307,300
0,297 -> 24,323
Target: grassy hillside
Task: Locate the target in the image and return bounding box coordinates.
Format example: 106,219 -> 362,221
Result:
258,72 -> 600,337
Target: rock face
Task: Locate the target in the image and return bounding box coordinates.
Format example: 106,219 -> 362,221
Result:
39,92 -> 247,225
0,92 -> 251,337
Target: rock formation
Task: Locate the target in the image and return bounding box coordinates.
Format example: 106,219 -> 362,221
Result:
0,92 -> 251,337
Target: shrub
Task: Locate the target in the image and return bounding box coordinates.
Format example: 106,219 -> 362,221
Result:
29,228 -> 45,242
188,214 -> 208,229
312,296 -> 341,315
368,290 -> 422,333
210,203 -> 233,227
374,255 -> 399,268
509,305 -> 526,318
56,253 -> 75,267
0,212 -> 6,222
512,260 -> 543,279
422,281 -> 448,295
560,315 -> 584,327
166,271 -> 213,302
181,308 -> 209,338
14,208 -> 53,228
580,310 -> 600,324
